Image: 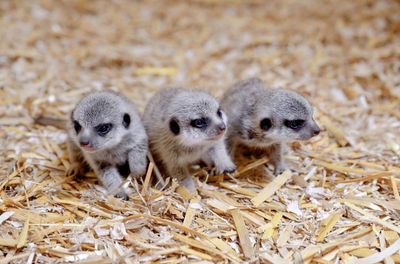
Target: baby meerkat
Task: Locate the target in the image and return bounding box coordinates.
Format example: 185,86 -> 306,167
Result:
220,78 -> 320,175
143,88 -> 236,191
68,91 -> 148,199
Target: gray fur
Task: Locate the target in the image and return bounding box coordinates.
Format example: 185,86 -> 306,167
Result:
143,88 -> 235,191
68,91 -> 148,199
220,78 -> 320,174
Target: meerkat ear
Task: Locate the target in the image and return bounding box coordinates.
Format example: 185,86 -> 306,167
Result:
123,113 -> 131,128
169,118 -> 180,135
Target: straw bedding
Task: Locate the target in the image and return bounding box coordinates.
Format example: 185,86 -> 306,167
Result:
0,0 -> 399,263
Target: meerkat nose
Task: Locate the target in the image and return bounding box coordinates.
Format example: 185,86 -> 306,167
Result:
80,139 -> 90,146
313,128 -> 321,136
218,123 -> 226,132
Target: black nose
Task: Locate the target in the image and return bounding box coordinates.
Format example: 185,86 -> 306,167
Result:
80,140 -> 90,146
218,123 -> 226,132
313,128 -> 320,136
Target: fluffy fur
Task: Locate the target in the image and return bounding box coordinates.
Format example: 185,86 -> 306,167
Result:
143,88 -> 235,191
220,78 -> 320,174
68,91 -> 148,199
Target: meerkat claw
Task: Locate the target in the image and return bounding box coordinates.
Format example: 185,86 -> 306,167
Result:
115,191 -> 129,200
223,166 -> 237,174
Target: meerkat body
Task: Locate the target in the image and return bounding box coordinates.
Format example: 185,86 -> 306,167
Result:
220,78 -> 320,175
68,91 -> 148,199
143,88 -> 235,191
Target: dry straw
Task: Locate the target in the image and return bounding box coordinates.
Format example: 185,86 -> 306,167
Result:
0,0 -> 399,263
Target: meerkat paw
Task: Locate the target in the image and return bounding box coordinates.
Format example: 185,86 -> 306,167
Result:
221,165 -> 237,174
129,157 -> 148,178
114,190 -> 129,200
66,165 -> 78,177
179,176 -> 196,192
100,167 -> 128,198
130,163 -> 148,178
216,161 -> 237,175
273,162 -> 288,175
66,162 -> 84,177
108,185 -> 129,200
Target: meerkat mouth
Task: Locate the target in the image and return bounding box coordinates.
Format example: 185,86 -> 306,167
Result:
81,145 -> 97,152
207,134 -> 224,141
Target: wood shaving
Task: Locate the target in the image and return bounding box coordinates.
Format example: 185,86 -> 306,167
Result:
1,0 -> 399,262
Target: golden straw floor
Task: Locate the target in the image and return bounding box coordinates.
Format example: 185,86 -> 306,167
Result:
0,0 -> 399,263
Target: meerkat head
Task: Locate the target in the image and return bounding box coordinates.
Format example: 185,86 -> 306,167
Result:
70,92 -> 132,153
244,89 -> 320,145
167,91 -> 227,147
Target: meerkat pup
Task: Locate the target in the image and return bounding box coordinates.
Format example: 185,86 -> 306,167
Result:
220,78 -> 320,175
143,88 -> 236,191
68,91 -> 148,199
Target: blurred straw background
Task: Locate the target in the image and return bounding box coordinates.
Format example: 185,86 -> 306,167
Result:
0,0 -> 399,263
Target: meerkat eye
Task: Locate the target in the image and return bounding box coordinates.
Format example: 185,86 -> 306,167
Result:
284,119 -> 305,130
73,121 -> 81,134
260,118 -> 272,131
95,123 -> 113,136
217,109 -> 223,118
191,118 -> 208,129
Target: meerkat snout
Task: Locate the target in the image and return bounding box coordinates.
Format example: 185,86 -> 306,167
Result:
211,109 -> 228,138
79,134 -> 90,148
311,122 -> 321,135
221,77 -> 320,175
301,119 -> 320,139
168,105 -> 228,146
217,123 -> 226,132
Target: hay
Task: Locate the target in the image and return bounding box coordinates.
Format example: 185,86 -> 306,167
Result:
1,0 -> 400,263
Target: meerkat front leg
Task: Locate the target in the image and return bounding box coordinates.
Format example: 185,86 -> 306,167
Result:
97,166 -> 128,199
167,164 -> 195,192
128,138 -> 148,178
269,143 -> 286,175
66,138 -> 86,177
203,141 -> 236,174
227,139 -> 238,159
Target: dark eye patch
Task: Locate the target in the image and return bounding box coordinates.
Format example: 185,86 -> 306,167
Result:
260,118 -> 272,131
284,119 -> 305,130
95,123 -> 113,136
169,118 -> 180,135
123,113 -> 130,128
217,109 -> 223,118
190,118 -> 209,129
73,121 -> 81,134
